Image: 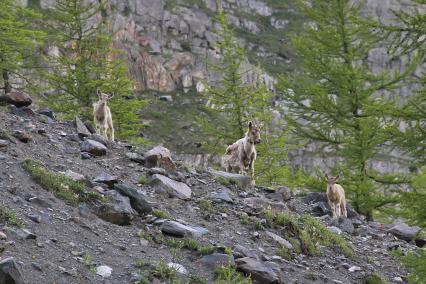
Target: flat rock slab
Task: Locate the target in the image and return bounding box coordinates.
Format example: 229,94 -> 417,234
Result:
209,170 -> 252,189
199,253 -> 234,270
265,231 -> 293,250
235,257 -> 280,284
387,223 -> 421,241
80,139 -> 107,156
0,257 -> 25,284
93,173 -> 118,188
210,190 -> 233,203
151,174 -> 191,200
160,220 -> 208,238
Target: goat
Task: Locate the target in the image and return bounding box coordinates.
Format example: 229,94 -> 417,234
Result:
93,90 -> 115,142
325,174 -> 347,218
221,121 -> 262,185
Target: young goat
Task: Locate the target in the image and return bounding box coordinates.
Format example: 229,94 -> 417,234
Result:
221,121 -> 262,185
93,90 -> 115,142
325,174 -> 347,218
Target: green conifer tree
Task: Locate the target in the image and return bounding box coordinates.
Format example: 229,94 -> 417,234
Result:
277,0 -> 412,219
0,0 -> 44,93
199,11 -> 291,186
42,0 -> 146,141
383,3 -> 426,281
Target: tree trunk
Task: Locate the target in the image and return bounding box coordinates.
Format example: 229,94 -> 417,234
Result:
2,70 -> 12,94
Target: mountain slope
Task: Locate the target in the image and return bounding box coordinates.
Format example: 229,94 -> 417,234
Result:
0,106 -> 420,283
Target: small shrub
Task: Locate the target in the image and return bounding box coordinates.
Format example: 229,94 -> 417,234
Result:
198,198 -> 214,213
138,175 -> 149,185
23,159 -> 102,205
0,205 -> 22,227
152,210 -> 170,219
188,273 -> 208,284
395,249 -> 426,284
241,212 -> 250,225
276,246 -> 293,260
214,264 -> 252,284
197,245 -> 215,255
261,210 -> 353,258
254,219 -> 263,230
150,259 -> 178,281
215,176 -> 235,187
364,273 -> 388,284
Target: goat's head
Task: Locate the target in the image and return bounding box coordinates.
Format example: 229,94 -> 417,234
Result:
247,121 -> 262,144
96,89 -> 115,104
325,174 -> 339,185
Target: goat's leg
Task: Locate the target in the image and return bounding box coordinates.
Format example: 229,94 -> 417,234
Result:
341,201 -> 347,218
249,159 -> 255,186
239,161 -> 245,175
330,202 -> 336,219
110,127 -> 115,142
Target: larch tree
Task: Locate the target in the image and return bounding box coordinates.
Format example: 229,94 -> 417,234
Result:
277,0 -> 413,219
43,0 -> 146,141
199,11 -> 292,187
382,2 -> 426,281
0,0 -> 44,93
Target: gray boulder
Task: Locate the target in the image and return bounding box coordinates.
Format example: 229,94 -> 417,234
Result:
387,223 -> 421,242
114,183 -> 152,214
235,257 -> 280,284
92,190 -> 135,225
160,220 -> 208,238
331,217 -> 355,235
144,146 -> 176,173
0,91 -> 32,107
80,139 -> 107,156
89,134 -> 108,147
0,257 -> 25,284
151,174 -> 191,200
267,187 -> 292,202
210,189 -> 233,203
199,253 -> 234,270
75,116 -> 91,138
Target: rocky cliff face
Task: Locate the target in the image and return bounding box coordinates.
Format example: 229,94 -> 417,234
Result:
35,0 -> 423,97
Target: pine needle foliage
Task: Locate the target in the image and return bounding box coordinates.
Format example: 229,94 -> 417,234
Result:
277,0 -> 413,219
199,10 -> 291,187
0,0 -> 44,93
40,0 -> 146,141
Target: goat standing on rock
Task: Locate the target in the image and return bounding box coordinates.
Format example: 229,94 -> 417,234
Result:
93,90 -> 115,142
325,174 -> 347,218
221,121 -> 262,185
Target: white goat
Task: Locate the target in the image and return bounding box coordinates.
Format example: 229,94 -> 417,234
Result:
325,174 -> 347,218
221,121 -> 262,185
93,90 -> 115,142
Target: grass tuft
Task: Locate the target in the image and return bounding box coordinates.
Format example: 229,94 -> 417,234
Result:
261,210 -> 353,258
0,205 -> 22,227
23,159 -> 103,205
152,209 -> 171,219
214,264 -> 252,284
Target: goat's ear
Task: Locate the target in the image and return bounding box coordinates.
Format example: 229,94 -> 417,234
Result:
96,89 -> 101,98
248,121 -> 253,129
324,173 -> 329,179
335,175 -> 340,180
